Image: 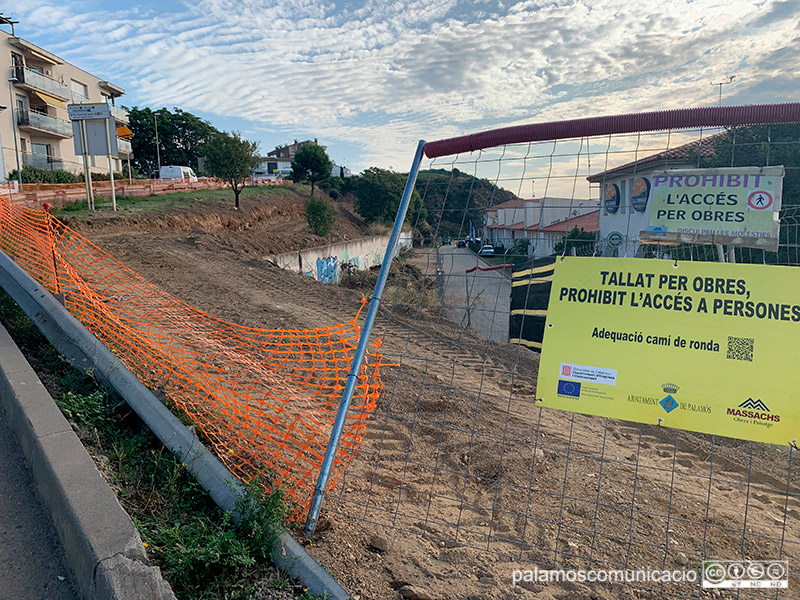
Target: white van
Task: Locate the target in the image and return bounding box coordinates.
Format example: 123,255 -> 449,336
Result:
159,166 -> 198,182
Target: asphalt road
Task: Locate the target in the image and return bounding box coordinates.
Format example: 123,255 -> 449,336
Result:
436,246 -> 511,344
0,405 -> 78,600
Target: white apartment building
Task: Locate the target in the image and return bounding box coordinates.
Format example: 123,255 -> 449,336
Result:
484,196 -> 600,255
1,25 -> 131,181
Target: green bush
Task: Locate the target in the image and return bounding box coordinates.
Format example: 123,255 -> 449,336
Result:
81,171 -> 126,182
9,166 -> 80,184
553,226 -> 598,256
306,196 -> 335,236
7,166 -> 128,184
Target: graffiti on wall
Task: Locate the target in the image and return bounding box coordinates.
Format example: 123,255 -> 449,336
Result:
280,234 -> 414,283
316,256 -> 339,284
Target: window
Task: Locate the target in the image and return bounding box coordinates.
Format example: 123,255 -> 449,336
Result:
16,95 -> 25,113
71,80 -> 89,103
32,143 -> 51,157
11,52 -> 24,79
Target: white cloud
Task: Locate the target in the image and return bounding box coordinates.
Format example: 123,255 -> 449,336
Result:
9,0 -> 800,172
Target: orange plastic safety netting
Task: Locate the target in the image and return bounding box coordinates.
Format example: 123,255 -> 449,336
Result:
0,196 -> 383,515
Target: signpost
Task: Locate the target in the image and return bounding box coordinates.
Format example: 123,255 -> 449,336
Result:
68,103 -> 118,211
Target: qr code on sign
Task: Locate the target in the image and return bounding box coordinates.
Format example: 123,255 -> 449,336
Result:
727,336 -> 754,362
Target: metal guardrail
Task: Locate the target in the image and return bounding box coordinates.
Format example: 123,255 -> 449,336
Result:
0,246 -> 352,600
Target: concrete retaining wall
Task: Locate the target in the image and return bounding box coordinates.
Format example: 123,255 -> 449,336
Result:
268,232 -> 413,284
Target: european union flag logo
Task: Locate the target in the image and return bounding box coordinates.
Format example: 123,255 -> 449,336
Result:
660,395 -> 678,413
557,380 -> 581,398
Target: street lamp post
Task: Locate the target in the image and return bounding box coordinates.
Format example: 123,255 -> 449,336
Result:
7,77 -> 22,186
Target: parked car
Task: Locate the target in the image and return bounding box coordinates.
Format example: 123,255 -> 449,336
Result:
442,237 -> 452,245
456,240 -> 466,248
479,244 -> 495,256
159,165 -> 198,182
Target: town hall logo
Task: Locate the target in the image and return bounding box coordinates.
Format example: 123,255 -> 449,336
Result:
659,383 -> 680,414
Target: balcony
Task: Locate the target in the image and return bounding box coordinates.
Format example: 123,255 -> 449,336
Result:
22,152 -> 65,171
17,109 -> 73,138
10,66 -> 70,101
117,138 -> 133,157
110,105 -> 129,124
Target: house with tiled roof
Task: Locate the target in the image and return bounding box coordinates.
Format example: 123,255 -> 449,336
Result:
484,196 -> 599,256
586,134 -> 720,257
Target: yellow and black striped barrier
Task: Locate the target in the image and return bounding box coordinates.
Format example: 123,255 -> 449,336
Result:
509,256 -> 556,352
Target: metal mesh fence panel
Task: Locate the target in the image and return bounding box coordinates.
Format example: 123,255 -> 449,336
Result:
325,118 -> 799,598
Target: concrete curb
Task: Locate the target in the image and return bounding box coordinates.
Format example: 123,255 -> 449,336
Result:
0,249 -> 352,600
0,323 -> 175,600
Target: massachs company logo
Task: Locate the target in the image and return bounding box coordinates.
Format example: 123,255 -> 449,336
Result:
738,398 -> 770,412
727,398 -> 781,426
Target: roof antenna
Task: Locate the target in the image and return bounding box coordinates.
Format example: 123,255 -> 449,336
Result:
0,14 -> 18,36
709,75 -> 736,106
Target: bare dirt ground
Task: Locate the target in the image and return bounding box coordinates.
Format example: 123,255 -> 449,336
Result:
72,192 -> 799,600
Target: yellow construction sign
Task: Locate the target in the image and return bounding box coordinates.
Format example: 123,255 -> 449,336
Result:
537,256 -> 798,445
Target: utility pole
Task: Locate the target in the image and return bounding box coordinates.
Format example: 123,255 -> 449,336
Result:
154,112 -> 161,176
710,75 -> 736,106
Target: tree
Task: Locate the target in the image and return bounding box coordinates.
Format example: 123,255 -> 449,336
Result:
683,123 -> 800,265
553,227 -> 598,255
127,106 -> 219,177
510,238 -> 530,258
204,132 -> 260,209
414,169 -> 518,238
291,144 -> 332,196
306,196 -> 335,236
354,167 -> 425,225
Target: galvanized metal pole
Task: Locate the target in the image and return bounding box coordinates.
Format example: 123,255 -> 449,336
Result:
303,140 -> 426,537
79,119 -> 94,210
105,117 -> 117,211
465,267 -> 471,328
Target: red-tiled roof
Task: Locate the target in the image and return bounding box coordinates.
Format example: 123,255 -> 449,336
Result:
487,221 -> 526,230
490,198 -> 537,210
537,210 -> 600,233
586,135 -> 720,182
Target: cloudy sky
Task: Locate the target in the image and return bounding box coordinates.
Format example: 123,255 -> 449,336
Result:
8,0 -> 800,173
